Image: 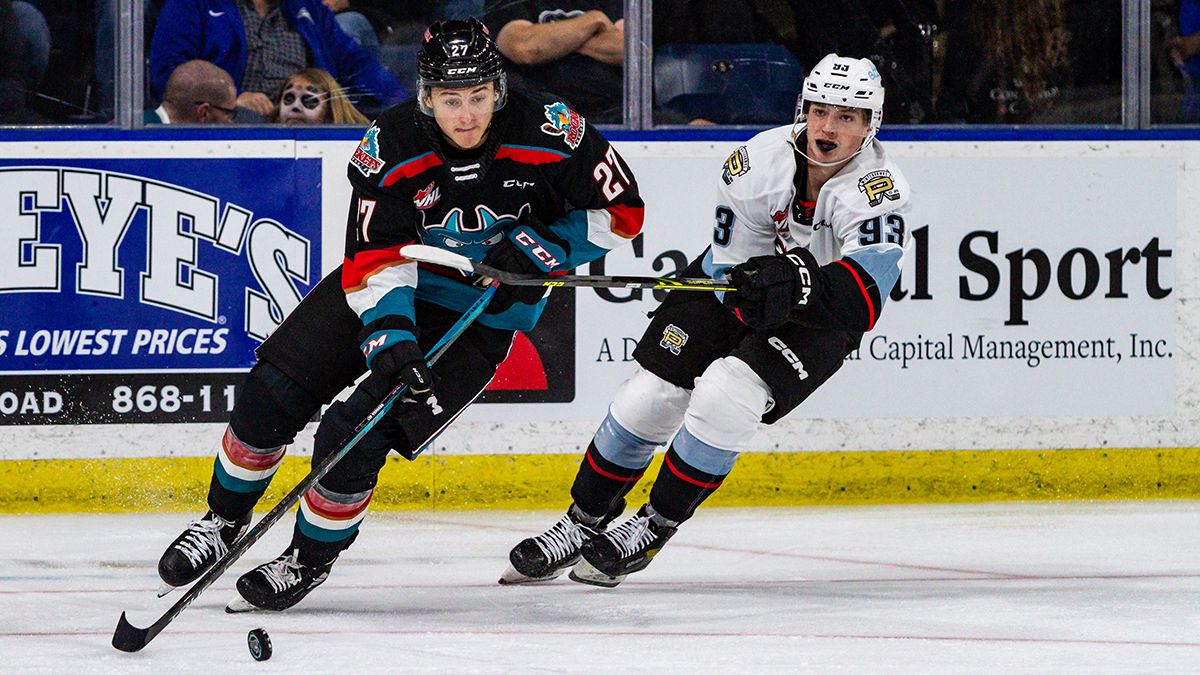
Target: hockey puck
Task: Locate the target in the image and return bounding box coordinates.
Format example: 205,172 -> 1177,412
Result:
247,628 -> 272,661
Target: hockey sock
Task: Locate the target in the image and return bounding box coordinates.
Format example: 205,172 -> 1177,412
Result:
292,483 -> 373,565
208,425 -> 287,520
208,362 -> 323,519
648,444 -> 730,524
570,441 -> 648,520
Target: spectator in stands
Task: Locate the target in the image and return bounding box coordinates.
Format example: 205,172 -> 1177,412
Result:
934,0 -> 1069,123
319,0 -> 378,55
1170,0 -> 1200,122
149,0 -> 407,120
11,1 -> 50,93
144,59 -> 239,124
0,0 -> 45,123
484,1 -> 625,123
274,67 -> 368,123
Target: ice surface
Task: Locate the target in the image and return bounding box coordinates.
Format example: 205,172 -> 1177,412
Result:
2,502 -> 1197,673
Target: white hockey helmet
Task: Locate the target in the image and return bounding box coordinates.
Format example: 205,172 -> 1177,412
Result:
793,54 -> 885,155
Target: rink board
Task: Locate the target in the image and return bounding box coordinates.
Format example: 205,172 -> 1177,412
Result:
3,447 -> 1200,513
0,131 -> 1195,510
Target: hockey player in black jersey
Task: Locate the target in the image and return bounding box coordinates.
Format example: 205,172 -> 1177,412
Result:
502,54 -> 912,587
153,17 -> 644,612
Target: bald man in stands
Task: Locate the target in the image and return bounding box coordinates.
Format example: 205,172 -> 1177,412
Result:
146,60 -> 240,124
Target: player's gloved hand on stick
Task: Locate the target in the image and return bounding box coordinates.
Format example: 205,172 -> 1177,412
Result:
481,219 -> 568,314
723,247 -> 824,329
369,340 -> 435,401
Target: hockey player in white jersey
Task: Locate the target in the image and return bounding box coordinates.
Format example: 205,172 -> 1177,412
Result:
500,54 -> 913,587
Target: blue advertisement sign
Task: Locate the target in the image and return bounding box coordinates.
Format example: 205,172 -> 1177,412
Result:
0,158 -> 322,423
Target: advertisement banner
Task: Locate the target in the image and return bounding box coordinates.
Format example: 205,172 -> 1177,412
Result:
0,159 -> 322,423
527,153 -> 1178,422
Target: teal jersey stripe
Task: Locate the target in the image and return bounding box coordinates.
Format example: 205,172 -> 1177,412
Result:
500,143 -> 570,157
548,210 -> 607,268
360,285 -> 416,326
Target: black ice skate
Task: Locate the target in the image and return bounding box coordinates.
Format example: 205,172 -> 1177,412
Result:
499,501 -> 623,585
157,510 -> 251,595
570,504 -> 677,588
225,548 -> 335,613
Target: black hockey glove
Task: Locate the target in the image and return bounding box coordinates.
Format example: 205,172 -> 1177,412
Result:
368,340 -> 435,401
480,220 -> 569,315
723,247 -> 824,329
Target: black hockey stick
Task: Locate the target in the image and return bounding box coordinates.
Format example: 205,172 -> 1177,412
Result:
112,283 -> 499,652
400,244 -> 736,292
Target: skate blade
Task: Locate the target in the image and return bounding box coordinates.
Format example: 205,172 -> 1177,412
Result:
156,580 -> 176,598
498,564 -> 565,585
224,595 -> 261,614
568,558 -> 625,588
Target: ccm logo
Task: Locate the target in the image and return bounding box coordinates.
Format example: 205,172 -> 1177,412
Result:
362,334 -> 387,357
514,230 -> 560,269
823,82 -> 850,90
446,67 -> 478,75
768,336 -> 808,379
785,253 -> 813,305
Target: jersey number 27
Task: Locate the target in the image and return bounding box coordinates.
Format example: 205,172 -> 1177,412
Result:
593,146 -> 631,200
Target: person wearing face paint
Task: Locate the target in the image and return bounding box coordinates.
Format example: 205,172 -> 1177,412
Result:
501,54 -> 913,588
150,17 -> 643,613
275,67 -> 368,124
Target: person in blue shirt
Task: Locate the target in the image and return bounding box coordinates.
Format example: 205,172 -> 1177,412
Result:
1171,0 -> 1200,122
149,0 -> 407,118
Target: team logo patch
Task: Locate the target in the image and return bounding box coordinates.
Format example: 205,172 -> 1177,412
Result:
541,102 -> 585,149
352,125 -> 384,178
721,147 -> 750,185
858,170 -> 900,207
659,324 -> 688,355
413,181 -> 441,210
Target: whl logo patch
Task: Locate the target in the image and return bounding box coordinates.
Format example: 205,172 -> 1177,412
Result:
413,181 -> 441,210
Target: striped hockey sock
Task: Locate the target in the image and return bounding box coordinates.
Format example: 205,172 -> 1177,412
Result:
208,425 -> 287,518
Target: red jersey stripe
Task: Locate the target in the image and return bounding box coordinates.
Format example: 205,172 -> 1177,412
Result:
342,244 -> 409,291
606,202 -> 644,238
835,259 -> 877,331
495,145 -> 569,165
380,152 -> 444,187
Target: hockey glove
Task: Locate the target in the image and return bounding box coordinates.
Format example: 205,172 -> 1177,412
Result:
481,220 -> 569,314
368,340 -> 435,401
723,247 -> 824,329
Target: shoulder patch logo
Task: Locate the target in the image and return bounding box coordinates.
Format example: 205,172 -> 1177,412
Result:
352,125 -> 384,178
659,324 -> 689,355
413,181 -> 441,210
721,146 -> 750,185
541,102 -> 585,149
858,169 -> 900,207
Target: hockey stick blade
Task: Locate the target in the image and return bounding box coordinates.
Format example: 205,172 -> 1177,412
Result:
401,244 -> 735,292
111,284 -> 498,652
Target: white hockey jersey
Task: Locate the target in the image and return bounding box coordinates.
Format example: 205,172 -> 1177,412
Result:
703,125 -> 912,331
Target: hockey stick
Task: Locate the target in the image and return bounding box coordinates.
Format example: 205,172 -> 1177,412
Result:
112,283 -> 499,652
400,244 -> 736,292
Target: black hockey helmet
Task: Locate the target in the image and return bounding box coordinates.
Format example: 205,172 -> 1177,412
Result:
416,18 -> 507,115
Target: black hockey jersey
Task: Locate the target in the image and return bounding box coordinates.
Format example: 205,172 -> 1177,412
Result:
341,89 -> 644,367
